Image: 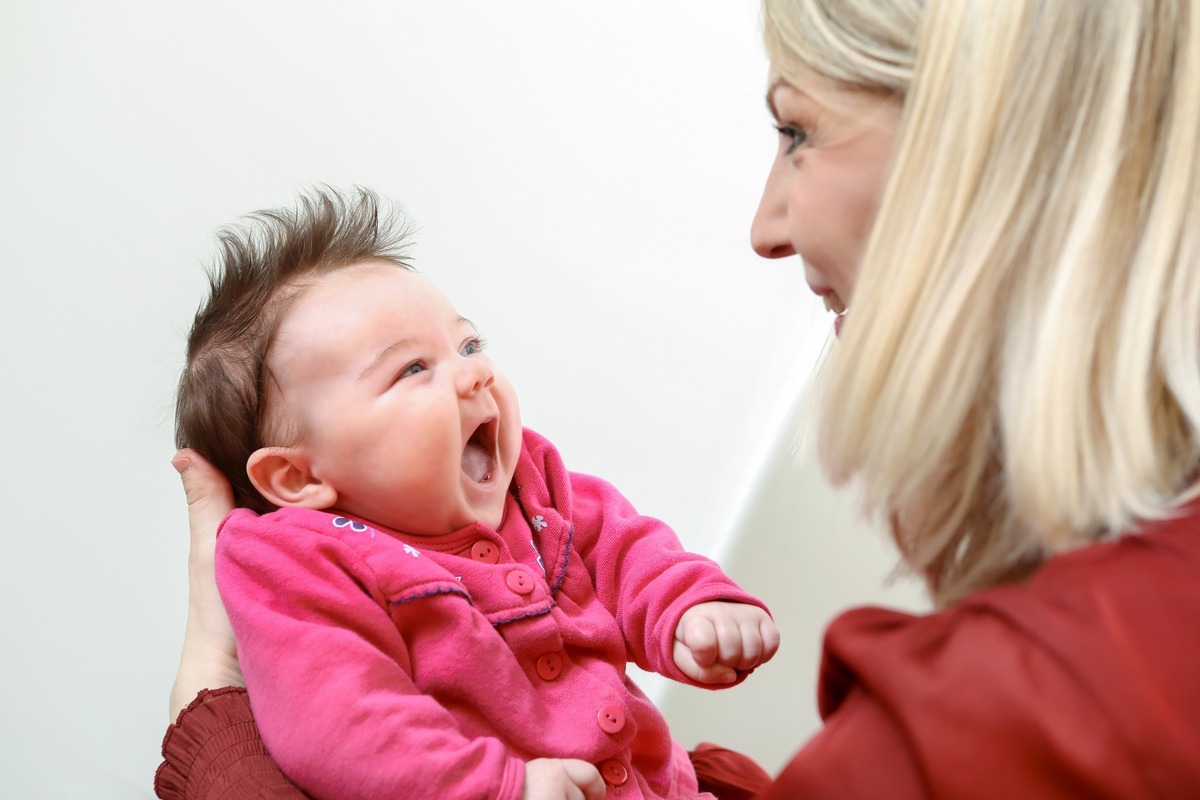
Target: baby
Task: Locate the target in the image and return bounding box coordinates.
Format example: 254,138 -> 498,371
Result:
175,188 -> 778,800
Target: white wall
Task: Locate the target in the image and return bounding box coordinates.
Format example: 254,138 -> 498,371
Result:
0,2 -> 924,795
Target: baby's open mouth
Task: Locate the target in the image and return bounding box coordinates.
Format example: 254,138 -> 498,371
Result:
462,418 -> 498,483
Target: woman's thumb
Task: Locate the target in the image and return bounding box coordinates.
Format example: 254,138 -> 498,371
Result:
172,449 -> 235,525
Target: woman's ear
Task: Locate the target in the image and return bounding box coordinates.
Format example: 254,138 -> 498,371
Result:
246,446 -> 338,510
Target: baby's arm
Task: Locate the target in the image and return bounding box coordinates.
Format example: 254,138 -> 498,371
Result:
563,465 -> 776,683
522,759 -> 606,800
673,602 -> 780,685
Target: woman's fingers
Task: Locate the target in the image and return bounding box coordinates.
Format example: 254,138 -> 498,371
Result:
173,449 -> 235,555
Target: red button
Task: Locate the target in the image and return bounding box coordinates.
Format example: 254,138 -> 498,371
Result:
470,540 -> 499,564
535,652 -> 563,681
506,570 -> 533,595
599,759 -> 628,786
596,704 -> 625,734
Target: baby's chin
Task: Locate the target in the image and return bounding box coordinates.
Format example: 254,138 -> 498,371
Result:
432,498 -> 508,536
346,478 -> 512,535
470,497 -> 508,532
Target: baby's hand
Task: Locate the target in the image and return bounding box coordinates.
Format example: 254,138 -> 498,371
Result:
522,758 -> 606,800
673,602 -> 780,685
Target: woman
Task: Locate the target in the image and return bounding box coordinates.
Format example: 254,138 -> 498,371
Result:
158,0 -> 1200,797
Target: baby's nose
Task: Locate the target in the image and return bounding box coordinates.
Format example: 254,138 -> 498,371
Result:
456,357 -> 495,395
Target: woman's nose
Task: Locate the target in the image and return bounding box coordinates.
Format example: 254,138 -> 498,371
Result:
751,165 -> 796,260
456,357 -> 495,396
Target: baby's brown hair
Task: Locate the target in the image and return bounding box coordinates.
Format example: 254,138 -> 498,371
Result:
175,186 -> 415,511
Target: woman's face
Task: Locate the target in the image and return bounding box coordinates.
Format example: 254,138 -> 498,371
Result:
751,71 -> 902,335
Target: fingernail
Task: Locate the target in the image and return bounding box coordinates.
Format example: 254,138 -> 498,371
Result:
171,452 -> 192,474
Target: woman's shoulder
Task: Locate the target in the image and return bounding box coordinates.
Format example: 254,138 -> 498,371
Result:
826,500 -> 1200,688
809,506 -> 1200,797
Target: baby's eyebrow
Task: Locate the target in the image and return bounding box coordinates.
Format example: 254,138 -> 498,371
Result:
458,315 -> 478,331
358,338 -> 412,381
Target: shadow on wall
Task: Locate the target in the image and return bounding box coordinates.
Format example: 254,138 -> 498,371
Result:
655,392 -> 930,774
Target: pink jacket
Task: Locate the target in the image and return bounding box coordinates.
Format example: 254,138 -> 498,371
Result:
216,428 -> 765,800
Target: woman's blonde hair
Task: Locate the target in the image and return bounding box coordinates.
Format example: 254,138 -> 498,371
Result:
765,0 -> 1200,606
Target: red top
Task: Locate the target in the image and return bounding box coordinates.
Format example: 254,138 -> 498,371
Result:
763,502 -> 1200,799
158,504 -> 1200,799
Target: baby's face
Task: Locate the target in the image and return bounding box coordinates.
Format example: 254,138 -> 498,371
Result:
267,262 -> 522,535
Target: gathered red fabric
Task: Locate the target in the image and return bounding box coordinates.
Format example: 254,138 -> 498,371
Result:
155,687 -> 308,799
690,743 -> 773,799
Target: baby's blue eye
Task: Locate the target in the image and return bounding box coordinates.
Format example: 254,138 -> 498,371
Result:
460,337 -> 487,356
398,361 -> 425,379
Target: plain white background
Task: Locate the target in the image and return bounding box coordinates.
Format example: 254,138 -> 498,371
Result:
0,2 -> 924,795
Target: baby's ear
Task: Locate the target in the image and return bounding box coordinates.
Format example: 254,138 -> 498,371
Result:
246,446 -> 337,510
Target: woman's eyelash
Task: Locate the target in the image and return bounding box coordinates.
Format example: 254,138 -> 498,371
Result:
774,124 -> 809,155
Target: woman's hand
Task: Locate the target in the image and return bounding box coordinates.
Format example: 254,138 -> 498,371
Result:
168,449 -> 243,721
522,759 -> 606,800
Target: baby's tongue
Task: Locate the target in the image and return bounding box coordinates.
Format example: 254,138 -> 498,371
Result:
461,442 -> 490,482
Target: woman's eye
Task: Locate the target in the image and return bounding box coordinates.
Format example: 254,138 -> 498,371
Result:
460,337 -> 487,356
774,124 -> 809,155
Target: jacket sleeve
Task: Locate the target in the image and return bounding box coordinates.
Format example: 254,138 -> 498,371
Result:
565,471 -> 769,685
215,512 -> 526,800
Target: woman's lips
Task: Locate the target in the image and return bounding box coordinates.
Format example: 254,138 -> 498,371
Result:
822,292 -> 846,315
816,289 -> 848,337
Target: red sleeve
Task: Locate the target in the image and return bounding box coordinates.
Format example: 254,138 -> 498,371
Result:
154,687 -> 308,800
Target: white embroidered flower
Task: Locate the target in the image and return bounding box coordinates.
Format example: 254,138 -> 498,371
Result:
530,515 -> 548,532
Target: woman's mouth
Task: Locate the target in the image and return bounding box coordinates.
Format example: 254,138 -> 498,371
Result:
823,292 -> 846,315
461,418 -> 498,483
